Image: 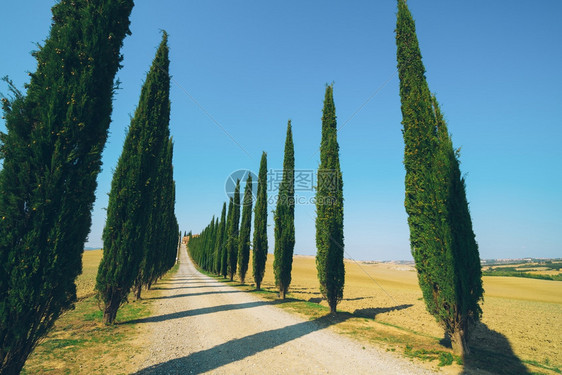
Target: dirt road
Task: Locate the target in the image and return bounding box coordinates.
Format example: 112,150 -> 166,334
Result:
133,245 -> 432,374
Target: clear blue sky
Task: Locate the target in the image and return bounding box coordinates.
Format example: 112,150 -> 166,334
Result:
1,1 -> 561,260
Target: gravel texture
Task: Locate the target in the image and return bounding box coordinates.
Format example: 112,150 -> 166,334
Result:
133,245 -> 434,374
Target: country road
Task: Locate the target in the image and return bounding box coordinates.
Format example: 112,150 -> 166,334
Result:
133,245 -> 433,374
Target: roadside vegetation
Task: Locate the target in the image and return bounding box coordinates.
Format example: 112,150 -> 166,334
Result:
22,250 -> 179,374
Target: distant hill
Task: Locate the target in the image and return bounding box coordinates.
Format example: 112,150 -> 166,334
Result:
85,247 -> 102,251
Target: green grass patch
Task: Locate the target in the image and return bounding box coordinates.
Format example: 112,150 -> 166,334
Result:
404,344 -> 461,367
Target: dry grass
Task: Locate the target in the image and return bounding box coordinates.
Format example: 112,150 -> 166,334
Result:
21,249 -> 170,375
233,254 -> 562,374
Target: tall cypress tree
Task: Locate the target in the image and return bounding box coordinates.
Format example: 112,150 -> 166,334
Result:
95,32 -> 171,325
253,152 -> 268,290
273,121 -> 295,299
131,33 -> 173,300
214,202 -> 227,275
0,1 -> 133,372
315,85 -> 345,315
156,137 -> 179,277
222,199 -> 233,278
226,180 -> 241,281
238,174 -> 253,284
396,0 -> 483,356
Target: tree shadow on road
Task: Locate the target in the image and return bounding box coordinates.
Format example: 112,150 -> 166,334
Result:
145,290 -> 244,301
149,285 -> 216,291
120,300 -> 282,325
132,313 -> 351,375
461,322 -> 531,374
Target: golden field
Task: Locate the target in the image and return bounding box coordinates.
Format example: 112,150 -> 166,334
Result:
252,255 -> 562,374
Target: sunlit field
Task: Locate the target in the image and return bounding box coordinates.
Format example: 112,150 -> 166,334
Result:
254,255 -> 562,374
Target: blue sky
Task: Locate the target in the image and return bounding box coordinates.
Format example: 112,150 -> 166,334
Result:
1,1 -> 561,260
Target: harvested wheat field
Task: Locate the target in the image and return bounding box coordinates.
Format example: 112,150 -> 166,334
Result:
251,255 -> 562,374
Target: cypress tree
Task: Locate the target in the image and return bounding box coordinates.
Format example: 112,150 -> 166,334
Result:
252,152 -> 268,290
238,174 -> 253,284
315,85 -> 345,315
154,137 -> 178,276
95,32 -> 170,325
214,202 -> 227,275
396,0 -> 483,356
132,33 -> 173,300
0,1 -> 133,372
273,121 -> 295,299
226,180 -> 241,281
222,199 -> 233,278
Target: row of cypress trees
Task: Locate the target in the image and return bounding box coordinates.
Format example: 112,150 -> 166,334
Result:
189,152 -> 268,289
0,1 -> 134,373
95,32 -> 179,325
189,85 -> 345,314
189,0 -> 484,359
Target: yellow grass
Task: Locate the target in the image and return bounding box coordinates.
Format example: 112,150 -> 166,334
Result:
76,249 -> 103,299
248,254 -> 562,373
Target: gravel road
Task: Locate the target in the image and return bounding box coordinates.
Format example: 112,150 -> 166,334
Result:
133,245 -> 433,374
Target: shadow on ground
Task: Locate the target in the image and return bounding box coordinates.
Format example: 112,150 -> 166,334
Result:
353,304 -> 413,319
149,285 -> 216,291
121,300 -> 281,325
461,322 -> 530,374
145,290 -> 244,300
132,314 -> 351,375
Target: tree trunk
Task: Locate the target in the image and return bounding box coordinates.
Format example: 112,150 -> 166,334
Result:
451,327 -> 470,357
329,302 -> 337,315
103,296 -> 120,325
256,282 -> 261,291
0,345 -> 31,375
133,284 -> 142,301
280,288 -> 286,300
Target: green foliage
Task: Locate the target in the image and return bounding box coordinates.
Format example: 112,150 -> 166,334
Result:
134,34 -> 178,299
273,121 -> 295,299
238,174 -> 253,283
396,0 -> 483,355
95,32 -> 175,324
0,0 -> 133,372
227,180 -> 241,280
222,200 -> 234,278
214,203 -> 227,275
315,85 -> 345,314
253,152 -> 269,290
